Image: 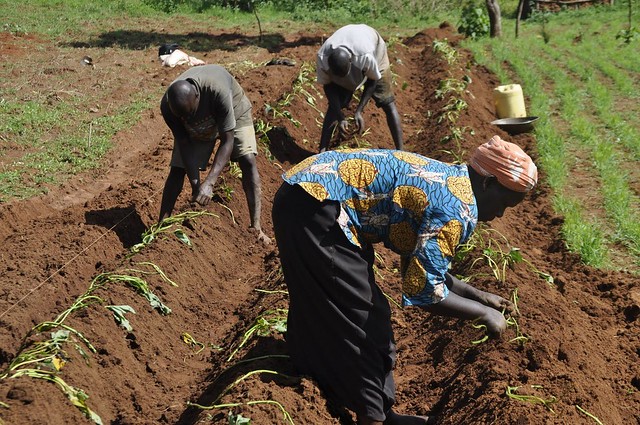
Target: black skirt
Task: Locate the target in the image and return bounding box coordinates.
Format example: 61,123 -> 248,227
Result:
272,182 -> 396,421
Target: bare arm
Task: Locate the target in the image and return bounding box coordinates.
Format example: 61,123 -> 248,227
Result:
238,153 -> 271,245
445,272 -> 515,315
319,84 -> 346,152
175,136 -> 204,197
420,291 -> 508,336
195,129 -> 234,205
161,96 -> 203,198
159,166 -> 186,222
354,79 -> 377,133
159,101 -> 199,221
417,272 -> 515,336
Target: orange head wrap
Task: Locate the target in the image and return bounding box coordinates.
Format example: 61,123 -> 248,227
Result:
469,136 -> 538,192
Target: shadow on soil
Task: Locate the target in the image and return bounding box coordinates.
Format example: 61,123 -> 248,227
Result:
85,206 -> 145,248
266,126 -> 315,164
60,31 -> 323,54
176,338 -> 296,424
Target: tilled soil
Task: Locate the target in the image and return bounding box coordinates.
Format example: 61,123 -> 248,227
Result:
0,23 -> 638,425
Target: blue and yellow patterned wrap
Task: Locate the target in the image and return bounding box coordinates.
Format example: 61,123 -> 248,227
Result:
283,149 -> 478,306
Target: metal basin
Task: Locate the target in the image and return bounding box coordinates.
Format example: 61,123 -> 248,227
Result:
491,116 -> 539,135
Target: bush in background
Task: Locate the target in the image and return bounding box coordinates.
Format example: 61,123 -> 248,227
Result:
458,1 -> 490,39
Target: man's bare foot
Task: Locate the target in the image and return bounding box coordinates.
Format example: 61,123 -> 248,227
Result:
257,231 -> 272,246
249,227 -> 272,246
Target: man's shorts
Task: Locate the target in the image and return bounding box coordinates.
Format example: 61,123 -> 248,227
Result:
170,116 -> 258,170
331,69 -> 396,110
371,69 -> 395,107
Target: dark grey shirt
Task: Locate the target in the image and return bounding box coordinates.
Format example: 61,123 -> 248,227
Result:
160,65 -> 252,143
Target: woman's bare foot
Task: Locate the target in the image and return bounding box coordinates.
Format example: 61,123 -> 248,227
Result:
384,410 -> 434,425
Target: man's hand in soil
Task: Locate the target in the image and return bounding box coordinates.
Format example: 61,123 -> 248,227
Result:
354,111 -> 365,134
338,119 -> 351,137
194,182 -> 214,206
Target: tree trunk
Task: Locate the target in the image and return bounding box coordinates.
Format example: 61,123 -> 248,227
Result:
516,0 -> 525,38
522,0 -> 532,18
486,0 -> 503,38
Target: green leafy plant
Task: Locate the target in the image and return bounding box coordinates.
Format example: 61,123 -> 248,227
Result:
9,369 -> 103,424
505,288 -> 529,345
228,411 -> 252,424
439,125 -> 472,163
435,77 -> 468,100
130,211 -> 216,254
106,305 -> 136,332
616,0 -> 638,44
505,247 -> 554,285
229,162 -> 243,179
262,62 -> 320,129
437,97 -> 468,124
470,322 -> 489,345
4,329 -> 72,377
432,39 -> 459,65
98,272 -> 172,315
468,289 -> 528,346
1,257 -> 179,421
2,328 -> 102,424
216,176 -> 235,202
254,118 -> 274,142
576,404 -> 604,425
530,8 -> 552,43
455,227 -> 553,285
227,309 -> 288,361
264,103 -> 300,127
458,2 -> 490,40
616,26 -> 639,43
467,236 -> 516,284
188,369 -> 295,424
506,316 -> 528,345
506,385 -> 558,412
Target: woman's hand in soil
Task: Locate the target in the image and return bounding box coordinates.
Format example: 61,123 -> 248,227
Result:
479,307 -> 508,337
476,291 -> 515,316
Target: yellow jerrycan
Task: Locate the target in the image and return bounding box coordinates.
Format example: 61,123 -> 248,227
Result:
493,84 -> 527,118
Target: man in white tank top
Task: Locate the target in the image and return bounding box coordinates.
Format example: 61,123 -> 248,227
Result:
316,24 -> 403,152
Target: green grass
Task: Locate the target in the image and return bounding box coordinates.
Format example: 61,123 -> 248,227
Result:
0,91 -> 154,201
464,2 -> 639,270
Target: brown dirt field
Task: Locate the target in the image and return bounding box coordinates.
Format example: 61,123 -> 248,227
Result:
1,23 -> 639,425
